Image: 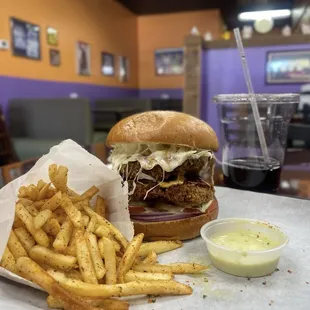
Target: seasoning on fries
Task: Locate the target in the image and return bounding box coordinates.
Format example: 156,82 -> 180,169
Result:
0,164 -> 208,310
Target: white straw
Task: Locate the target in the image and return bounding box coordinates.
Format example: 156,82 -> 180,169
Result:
233,28 -> 269,164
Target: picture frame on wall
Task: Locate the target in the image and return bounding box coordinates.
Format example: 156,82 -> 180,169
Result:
49,49 -> 60,66
47,26 -> 58,46
155,48 -> 184,76
266,50 -> 310,84
101,52 -> 115,76
119,56 -> 128,82
76,41 -> 91,76
10,17 -> 41,60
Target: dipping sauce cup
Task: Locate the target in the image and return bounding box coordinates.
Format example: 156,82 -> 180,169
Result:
200,218 -> 289,277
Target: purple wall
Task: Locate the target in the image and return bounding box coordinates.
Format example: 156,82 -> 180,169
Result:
202,44 -> 310,137
139,88 -> 183,99
0,75 -> 139,113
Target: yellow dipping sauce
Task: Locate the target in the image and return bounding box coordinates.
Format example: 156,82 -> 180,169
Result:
208,229 -> 283,277
210,230 -> 280,251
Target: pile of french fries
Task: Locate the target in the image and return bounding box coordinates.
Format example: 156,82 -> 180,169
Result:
0,164 -> 208,310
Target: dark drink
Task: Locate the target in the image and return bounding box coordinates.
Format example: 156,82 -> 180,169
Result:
223,157 -> 281,193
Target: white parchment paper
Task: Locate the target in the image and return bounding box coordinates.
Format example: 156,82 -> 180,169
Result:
0,139 -> 133,288
0,186 -> 310,309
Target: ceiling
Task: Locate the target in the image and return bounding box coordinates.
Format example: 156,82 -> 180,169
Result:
116,0 -> 295,29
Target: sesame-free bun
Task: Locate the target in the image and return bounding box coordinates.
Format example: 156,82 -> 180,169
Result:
133,199 -> 219,241
106,111 -> 219,151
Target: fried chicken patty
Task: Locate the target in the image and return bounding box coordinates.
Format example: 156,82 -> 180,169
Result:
129,180 -> 214,207
120,157 -> 211,182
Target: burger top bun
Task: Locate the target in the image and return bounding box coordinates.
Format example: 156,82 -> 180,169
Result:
106,111 -> 219,151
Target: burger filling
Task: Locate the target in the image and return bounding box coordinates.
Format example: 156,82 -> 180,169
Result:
109,143 -> 216,222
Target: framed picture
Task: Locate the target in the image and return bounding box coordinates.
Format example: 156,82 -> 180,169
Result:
76,41 -> 91,75
101,52 -> 115,76
49,49 -> 60,66
119,56 -> 128,82
266,50 -> 310,84
155,48 -> 184,76
10,17 -> 40,60
47,26 -> 58,46
3,162 -> 22,184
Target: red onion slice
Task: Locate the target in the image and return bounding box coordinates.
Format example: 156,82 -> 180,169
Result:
131,212 -> 200,222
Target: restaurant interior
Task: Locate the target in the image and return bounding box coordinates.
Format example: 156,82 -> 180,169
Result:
1,0 -> 310,199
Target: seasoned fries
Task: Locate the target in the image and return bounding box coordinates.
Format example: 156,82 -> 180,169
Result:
1,163 -> 207,310
7,231 -> 28,259
117,233 -> 144,283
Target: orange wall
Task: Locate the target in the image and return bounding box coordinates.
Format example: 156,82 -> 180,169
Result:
138,10 -> 222,89
0,0 -> 138,88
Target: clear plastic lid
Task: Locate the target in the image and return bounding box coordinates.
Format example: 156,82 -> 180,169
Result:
213,93 -> 300,104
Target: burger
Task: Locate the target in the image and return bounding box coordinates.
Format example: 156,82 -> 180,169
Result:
106,111 -> 219,240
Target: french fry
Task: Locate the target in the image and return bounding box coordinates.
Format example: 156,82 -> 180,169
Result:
43,218 -> 61,237
53,220 -> 73,251
65,269 -> 83,281
164,263 -> 208,274
15,203 -> 49,247
46,187 -> 57,199
18,186 -> 28,198
132,264 -> 172,274
47,295 -> 63,309
37,179 -> 47,191
86,216 -> 97,233
94,225 -> 110,238
16,257 -> 98,310
7,231 -> 28,259
29,245 -> 77,271
26,184 -> 39,201
34,209 -> 53,229
33,199 -> 49,209
102,237 -> 116,284
63,229 -> 83,257
14,227 -> 36,253
124,270 -> 173,282
61,195 -> 83,228
72,186 -> 99,203
141,250 -> 157,265
41,191 -> 62,211
85,233 -> 106,280
117,233 -> 144,283
49,165 -> 68,192
74,200 -> 89,211
82,215 -> 90,227
53,208 -> 67,225
38,182 -> 51,200
13,216 -> 25,229
133,263 -> 207,274
0,247 -> 17,274
47,294 -> 129,310
48,270 -> 192,298
94,195 -> 106,218
83,205 -> 128,249
138,240 -> 183,257
24,203 -> 39,217
17,198 -> 33,206
76,235 -> 98,284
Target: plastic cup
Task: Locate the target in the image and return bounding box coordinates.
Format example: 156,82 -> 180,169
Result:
200,218 -> 289,278
213,94 -> 299,193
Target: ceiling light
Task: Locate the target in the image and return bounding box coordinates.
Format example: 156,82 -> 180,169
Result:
238,9 -> 291,21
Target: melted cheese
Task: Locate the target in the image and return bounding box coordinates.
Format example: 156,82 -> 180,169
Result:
159,175 -> 184,188
109,143 -> 213,173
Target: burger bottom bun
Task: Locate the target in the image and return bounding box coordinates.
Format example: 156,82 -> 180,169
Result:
133,199 -> 219,241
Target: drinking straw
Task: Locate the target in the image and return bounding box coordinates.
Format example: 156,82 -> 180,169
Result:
233,28 -> 269,163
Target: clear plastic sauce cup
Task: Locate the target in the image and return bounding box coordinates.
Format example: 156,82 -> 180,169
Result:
200,218 -> 289,277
